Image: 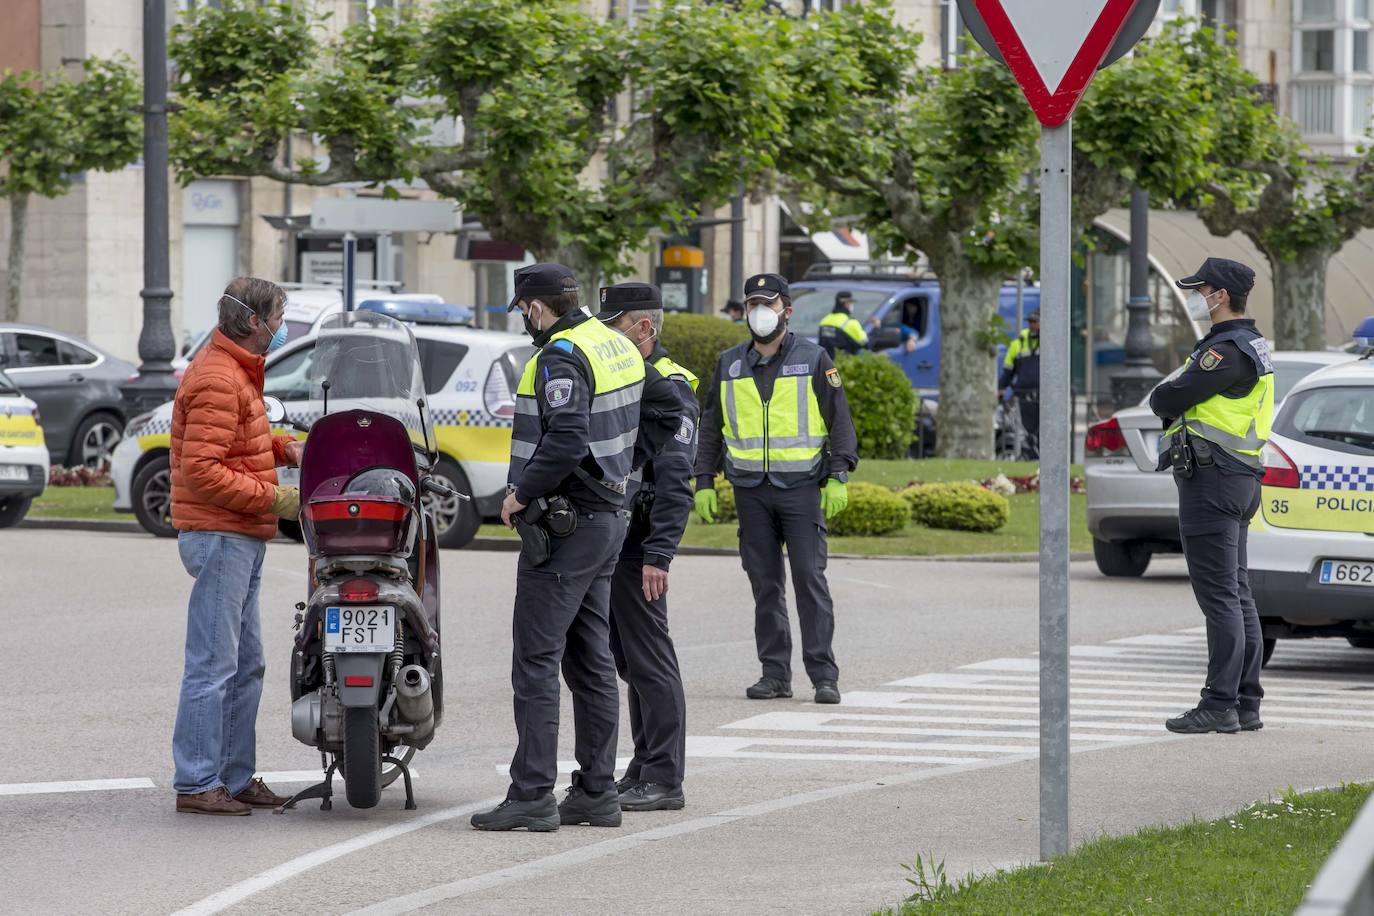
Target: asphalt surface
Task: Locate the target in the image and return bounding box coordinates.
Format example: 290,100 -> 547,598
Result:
3,528 -> 1373,915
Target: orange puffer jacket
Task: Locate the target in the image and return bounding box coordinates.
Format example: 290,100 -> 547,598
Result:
171,330 -> 293,540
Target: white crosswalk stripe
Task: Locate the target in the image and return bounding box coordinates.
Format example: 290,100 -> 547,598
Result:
683,627 -> 1374,769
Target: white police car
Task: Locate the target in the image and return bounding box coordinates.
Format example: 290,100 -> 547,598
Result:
1250,318 -> 1374,663
112,302 -> 530,548
0,370 -> 48,527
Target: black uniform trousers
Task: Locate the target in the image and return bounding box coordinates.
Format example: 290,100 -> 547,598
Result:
1016,390 -> 1040,460
734,481 -> 839,685
508,510 -> 628,801
608,515 -> 687,787
1174,463 -> 1265,713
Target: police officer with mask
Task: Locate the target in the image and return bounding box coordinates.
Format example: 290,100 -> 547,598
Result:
597,282 -> 696,812
1149,258 -> 1273,736
999,310 -> 1041,459
693,273 -> 859,705
471,263 -> 646,832
817,290 -> 868,358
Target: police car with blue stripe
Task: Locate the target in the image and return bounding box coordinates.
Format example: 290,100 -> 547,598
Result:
1250,317 -> 1374,664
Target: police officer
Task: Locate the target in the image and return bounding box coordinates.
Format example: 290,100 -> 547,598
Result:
471,263 -> 646,832
999,310 -> 1041,459
1149,257 -> 1273,736
596,282 -> 696,812
817,290 -> 868,358
693,273 -> 859,705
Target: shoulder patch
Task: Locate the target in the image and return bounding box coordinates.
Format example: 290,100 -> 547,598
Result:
782,362 -> 810,377
826,367 -> 842,388
551,339 -> 574,353
675,415 -> 696,445
1199,348 -> 1225,372
544,377 -> 573,408
729,358 -> 743,379
1246,337 -> 1274,373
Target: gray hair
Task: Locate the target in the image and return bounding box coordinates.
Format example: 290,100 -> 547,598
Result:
218,277 -> 287,339
621,308 -> 663,338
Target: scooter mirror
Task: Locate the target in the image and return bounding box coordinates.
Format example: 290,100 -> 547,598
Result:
263,396 -> 288,424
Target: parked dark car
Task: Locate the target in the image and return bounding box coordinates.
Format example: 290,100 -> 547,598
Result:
0,324 -> 134,469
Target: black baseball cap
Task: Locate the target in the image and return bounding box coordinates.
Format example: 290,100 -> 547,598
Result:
1027,309 -> 1040,322
744,272 -> 789,303
835,290 -> 854,305
595,282 -> 662,321
1176,257 -> 1256,299
507,262 -> 579,311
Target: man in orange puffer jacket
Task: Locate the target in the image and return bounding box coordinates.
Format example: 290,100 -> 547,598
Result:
169,276 -> 303,816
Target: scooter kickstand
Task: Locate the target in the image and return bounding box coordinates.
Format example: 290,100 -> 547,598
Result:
381,755 -> 417,810
274,760 -> 339,814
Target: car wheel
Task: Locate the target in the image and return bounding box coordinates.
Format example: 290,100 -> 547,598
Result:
278,519 -> 304,542
0,496 -> 33,528
1092,537 -> 1151,577
131,456 -> 177,538
69,411 -> 123,470
425,458 -> 480,549
1346,637 -> 1374,650
1262,638 -> 1276,667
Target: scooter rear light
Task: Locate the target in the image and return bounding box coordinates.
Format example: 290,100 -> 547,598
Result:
308,499 -> 408,522
1261,441 -> 1301,489
344,676 -> 374,687
339,579 -> 379,603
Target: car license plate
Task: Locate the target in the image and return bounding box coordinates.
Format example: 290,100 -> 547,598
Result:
324,605 -> 395,652
1318,560 -> 1374,587
0,465 -> 27,481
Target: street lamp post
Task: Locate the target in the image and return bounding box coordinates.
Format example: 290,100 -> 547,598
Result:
1111,187 -> 1162,408
122,0 -> 180,415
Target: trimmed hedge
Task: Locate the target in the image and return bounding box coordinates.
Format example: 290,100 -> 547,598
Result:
903,482 -> 1010,533
835,353 -> 917,459
695,475 -> 738,523
829,482 -> 909,537
661,313 -> 750,388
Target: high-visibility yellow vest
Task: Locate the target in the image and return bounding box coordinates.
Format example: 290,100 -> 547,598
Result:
652,354 -> 698,393
818,310 -> 867,355
716,338 -> 829,488
511,316 -> 645,495
1166,330 -> 1274,468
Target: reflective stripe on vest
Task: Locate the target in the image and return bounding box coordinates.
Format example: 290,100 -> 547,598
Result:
819,311 -> 865,345
718,345 -> 828,486
1166,357 -> 1275,468
652,355 -> 699,393
511,319 -> 645,492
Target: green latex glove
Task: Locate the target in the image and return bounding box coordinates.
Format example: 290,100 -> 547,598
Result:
820,479 -> 848,520
694,488 -> 718,524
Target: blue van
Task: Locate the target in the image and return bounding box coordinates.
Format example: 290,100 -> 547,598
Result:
787,264 -> 1040,397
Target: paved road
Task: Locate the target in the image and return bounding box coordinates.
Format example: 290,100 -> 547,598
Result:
3,528 -> 1373,915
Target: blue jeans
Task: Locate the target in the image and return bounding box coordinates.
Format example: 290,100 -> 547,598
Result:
172,531 -> 268,796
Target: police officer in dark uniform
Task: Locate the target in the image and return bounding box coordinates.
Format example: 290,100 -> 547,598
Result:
1149,258 -> 1274,736
471,264 -> 647,832
693,273 -> 859,705
596,282 -> 696,812
999,310 -> 1041,459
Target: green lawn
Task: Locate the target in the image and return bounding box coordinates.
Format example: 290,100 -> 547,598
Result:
28,486 -> 121,520
885,784 -> 1371,915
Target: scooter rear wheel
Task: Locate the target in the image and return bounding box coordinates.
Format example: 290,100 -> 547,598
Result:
342,707 -> 382,809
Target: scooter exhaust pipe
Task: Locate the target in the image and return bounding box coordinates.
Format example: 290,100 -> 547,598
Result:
395,665 -> 434,724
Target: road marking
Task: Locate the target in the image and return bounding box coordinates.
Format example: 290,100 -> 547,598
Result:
721,711 -> 1143,743
841,690 -> 1374,719
0,777 -> 155,796
688,736 -> 1039,756
491,757 -> 634,777
829,575 -> 898,591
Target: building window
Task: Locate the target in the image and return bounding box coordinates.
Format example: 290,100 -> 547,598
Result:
1357,30 -> 1371,71
1303,29 -> 1337,70
1359,0 -> 1371,20
939,0 -> 967,68
1303,0 -> 1337,21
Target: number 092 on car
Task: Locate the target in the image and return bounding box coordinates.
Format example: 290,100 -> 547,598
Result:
324,606 -> 395,652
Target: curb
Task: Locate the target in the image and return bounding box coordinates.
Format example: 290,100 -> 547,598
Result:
20,517 -> 1091,563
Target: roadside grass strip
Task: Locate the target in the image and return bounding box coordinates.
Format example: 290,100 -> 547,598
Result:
881,783 -> 1373,915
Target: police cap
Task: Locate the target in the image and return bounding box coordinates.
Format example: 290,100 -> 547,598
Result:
744,272 -> 789,304
595,281 -> 662,322
1176,257 -> 1256,300
508,262 -> 579,311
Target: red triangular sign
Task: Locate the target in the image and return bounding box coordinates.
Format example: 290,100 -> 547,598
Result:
974,0 -> 1137,126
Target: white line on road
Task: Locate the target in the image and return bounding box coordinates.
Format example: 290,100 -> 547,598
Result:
721,711 -> 1144,743
829,575 -> 898,591
841,690 -> 1374,718
688,735 -> 1038,756
0,777 -> 155,796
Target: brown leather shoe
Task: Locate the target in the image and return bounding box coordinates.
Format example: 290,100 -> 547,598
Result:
176,786 -> 251,816
233,777 -> 290,809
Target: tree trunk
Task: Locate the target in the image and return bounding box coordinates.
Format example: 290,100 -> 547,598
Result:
4,192 -> 29,323
538,245 -> 602,316
932,258 -> 1005,460
1270,246 -> 1330,351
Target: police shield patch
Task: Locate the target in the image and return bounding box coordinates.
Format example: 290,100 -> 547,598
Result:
1199,348 -> 1225,372
544,378 -> 573,408
826,367 -> 842,388
675,416 -> 695,444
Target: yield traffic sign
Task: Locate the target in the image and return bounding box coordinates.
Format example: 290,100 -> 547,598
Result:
961,0 -> 1143,126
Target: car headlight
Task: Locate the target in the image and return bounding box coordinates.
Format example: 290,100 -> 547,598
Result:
126,410 -> 156,436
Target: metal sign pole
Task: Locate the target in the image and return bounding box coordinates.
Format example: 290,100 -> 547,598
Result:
1039,120 -> 1073,860
343,232 -> 357,312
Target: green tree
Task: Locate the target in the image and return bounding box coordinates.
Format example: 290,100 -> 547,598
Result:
0,59 -> 141,320
169,0 -> 789,302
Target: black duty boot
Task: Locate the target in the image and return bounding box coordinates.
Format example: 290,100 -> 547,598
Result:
470,795 -> 559,832
746,676 -> 793,700
559,785 -> 622,827
620,781 -> 686,812
615,774 -> 641,794
1239,708 -> 1264,732
814,681 -> 841,705
1165,706 -> 1241,735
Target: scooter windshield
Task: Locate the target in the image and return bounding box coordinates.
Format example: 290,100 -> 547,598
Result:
308,311 -> 436,453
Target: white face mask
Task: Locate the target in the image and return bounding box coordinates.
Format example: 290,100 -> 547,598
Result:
1186,289 -> 1221,322
747,304 -> 781,340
